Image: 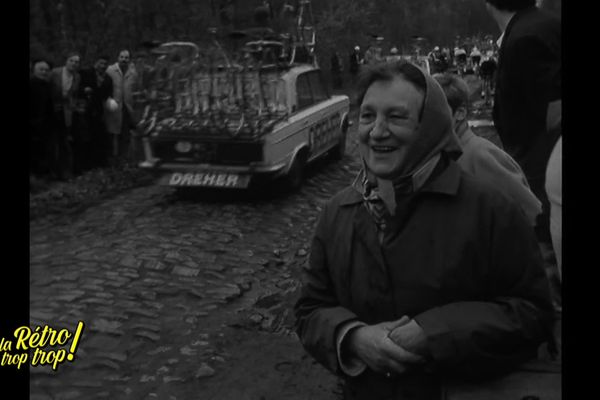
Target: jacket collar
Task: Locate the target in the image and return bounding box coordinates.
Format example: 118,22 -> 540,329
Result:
459,127 -> 476,147
340,159 -> 462,206
499,6 -> 537,53
112,62 -> 133,77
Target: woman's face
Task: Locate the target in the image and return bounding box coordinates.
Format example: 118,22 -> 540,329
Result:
33,61 -> 50,81
358,76 -> 424,179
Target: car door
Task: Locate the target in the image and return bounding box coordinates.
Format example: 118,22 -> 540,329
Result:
303,71 -> 343,158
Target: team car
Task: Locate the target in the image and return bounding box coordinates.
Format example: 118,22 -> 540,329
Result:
135,2 -> 350,190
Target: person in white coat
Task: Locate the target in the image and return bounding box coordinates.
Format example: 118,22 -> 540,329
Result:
106,49 -> 138,161
546,134 -> 561,279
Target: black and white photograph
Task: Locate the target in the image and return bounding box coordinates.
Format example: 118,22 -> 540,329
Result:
24,0 -> 561,398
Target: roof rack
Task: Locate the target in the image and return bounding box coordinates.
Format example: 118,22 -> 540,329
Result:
288,0 -> 317,67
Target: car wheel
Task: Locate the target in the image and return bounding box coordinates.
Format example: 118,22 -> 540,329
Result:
284,153 -> 306,191
330,113 -> 349,160
329,134 -> 347,160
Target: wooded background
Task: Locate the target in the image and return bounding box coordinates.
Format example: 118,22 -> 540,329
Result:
30,0 -> 561,69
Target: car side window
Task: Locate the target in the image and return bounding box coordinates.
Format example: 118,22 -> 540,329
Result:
296,73 -> 313,110
308,71 -> 328,103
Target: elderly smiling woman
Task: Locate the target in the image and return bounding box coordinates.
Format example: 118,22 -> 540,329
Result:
294,61 -> 554,400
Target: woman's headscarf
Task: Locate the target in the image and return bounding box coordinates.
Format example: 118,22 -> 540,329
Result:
355,62 -> 463,216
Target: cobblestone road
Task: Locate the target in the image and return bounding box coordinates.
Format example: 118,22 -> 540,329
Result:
30,84 -> 512,400
30,112 -> 364,400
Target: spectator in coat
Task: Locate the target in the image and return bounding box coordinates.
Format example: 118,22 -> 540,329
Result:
331,51 -> 343,89
428,46 -> 443,73
29,59 -> 55,178
349,46 -> 363,80
544,89 -> 562,281
80,55 -> 113,169
106,49 -> 138,163
485,0 -> 561,244
470,46 -> 482,71
479,50 -> 498,102
49,52 -> 81,179
364,38 -> 384,66
294,61 -> 554,400
434,72 -> 542,226
385,47 -> 402,63
545,135 -> 561,280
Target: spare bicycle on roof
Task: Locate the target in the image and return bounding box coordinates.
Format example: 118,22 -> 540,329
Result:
136,0 -> 350,191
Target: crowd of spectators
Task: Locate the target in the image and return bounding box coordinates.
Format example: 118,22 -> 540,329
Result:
30,49 -> 140,183
332,35 -> 499,90
426,36 -> 498,77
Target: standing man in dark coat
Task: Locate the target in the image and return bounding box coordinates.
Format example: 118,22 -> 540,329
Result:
29,59 -> 55,178
331,51 -> 343,89
349,46 -> 363,82
80,55 -> 113,169
485,0 -> 561,243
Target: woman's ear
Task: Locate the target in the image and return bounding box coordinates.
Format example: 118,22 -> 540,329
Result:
454,106 -> 467,122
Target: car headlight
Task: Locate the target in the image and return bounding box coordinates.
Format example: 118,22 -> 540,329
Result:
175,141 -> 193,153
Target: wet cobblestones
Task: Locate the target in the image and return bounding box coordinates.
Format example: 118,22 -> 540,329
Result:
30,96 -> 510,399
30,114 -> 362,399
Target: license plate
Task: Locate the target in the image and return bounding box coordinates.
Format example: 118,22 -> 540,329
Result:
162,172 -> 250,188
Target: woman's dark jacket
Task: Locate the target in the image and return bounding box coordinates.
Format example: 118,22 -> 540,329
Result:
294,160 -> 554,399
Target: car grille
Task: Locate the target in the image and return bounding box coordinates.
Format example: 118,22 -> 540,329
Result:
153,141 -> 263,165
